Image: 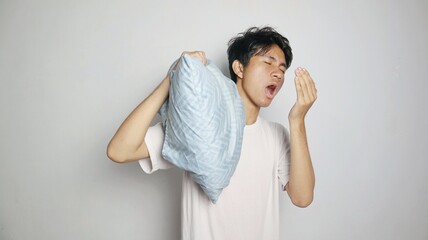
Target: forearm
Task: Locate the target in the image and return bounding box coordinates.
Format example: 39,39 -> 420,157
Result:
286,119 -> 315,207
107,76 -> 170,163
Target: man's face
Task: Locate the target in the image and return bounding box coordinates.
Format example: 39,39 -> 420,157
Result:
237,44 -> 287,108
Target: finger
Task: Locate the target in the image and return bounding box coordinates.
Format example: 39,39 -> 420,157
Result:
301,68 -> 318,102
181,51 -> 191,57
295,68 -> 312,103
304,70 -> 317,101
303,69 -> 315,102
301,69 -> 317,100
198,51 -> 207,65
294,75 -> 304,102
187,51 -> 206,65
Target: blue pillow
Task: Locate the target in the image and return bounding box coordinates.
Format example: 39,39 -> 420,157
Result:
159,54 -> 245,203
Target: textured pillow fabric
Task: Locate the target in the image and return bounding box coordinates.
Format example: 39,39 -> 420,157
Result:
159,54 -> 245,203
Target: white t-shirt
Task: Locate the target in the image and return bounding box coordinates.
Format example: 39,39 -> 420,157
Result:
139,116 -> 291,240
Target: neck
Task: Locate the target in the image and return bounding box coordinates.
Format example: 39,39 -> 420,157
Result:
236,80 -> 260,125
244,104 -> 259,125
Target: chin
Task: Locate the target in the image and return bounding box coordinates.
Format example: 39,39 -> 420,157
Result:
258,99 -> 273,108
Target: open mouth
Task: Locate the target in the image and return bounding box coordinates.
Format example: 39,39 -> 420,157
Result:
265,84 -> 278,99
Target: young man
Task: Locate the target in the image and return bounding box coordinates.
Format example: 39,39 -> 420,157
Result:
107,27 -> 317,240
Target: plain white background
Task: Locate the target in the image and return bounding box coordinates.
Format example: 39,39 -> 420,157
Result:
1,0 -> 427,239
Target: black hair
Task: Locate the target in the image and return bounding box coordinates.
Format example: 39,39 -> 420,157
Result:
227,26 -> 293,83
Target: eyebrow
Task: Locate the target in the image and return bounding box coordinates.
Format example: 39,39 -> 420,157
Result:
264,55 -> 287,69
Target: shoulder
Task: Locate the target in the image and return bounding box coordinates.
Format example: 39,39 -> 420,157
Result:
257,117 -> 290,151
258,117 -> 289,137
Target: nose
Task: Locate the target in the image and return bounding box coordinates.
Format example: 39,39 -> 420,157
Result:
272,69 -> 284,81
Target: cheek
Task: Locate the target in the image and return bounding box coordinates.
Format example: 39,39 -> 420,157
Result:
246,64 -> 266,77
276,79 -> 285,92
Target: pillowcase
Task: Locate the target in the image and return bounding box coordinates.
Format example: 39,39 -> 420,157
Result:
158,54 -> 245,203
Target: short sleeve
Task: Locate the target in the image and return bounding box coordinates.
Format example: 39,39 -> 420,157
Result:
277,124 -> 291,190
138,122 -> 174,174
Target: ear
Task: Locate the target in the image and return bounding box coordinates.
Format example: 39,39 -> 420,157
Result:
232,60 -> 244,79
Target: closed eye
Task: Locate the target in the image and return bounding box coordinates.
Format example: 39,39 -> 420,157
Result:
265,60 -> 285,74
262,55 -> 287,73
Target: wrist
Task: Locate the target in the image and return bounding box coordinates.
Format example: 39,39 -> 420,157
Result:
289,117 -> 305,129
289,115 -> 305,124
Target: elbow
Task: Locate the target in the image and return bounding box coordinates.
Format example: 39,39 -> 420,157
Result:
291,196 -> 313,208
106,143 -> 127,164
288,186 -> 314,208
287,180 -> 315,208
106,141 -> 148,163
